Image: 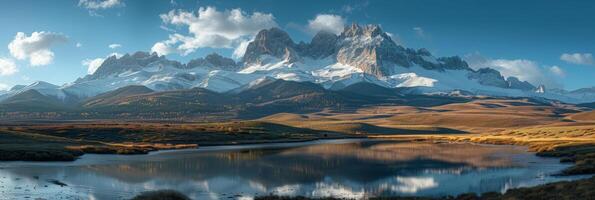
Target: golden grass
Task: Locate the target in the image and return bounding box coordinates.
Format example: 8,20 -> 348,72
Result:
569,110 -> 595,121
261,98 -> 581,133
372,123 -> 595,175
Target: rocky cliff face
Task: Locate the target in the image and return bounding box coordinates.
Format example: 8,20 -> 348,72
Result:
506,77 -> 536,91
468,68 -> 509,88
242,27 -> 299,65
62,24 -> 545,102
468,68 -> 537,90
83,51 -> 242,82
297,31 -> 338,59
187,53 -> 239,71
242,24 -> 471,77
335,24 -> 409,76
86,51 -> 183,80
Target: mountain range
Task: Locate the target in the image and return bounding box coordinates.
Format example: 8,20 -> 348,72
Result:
0,24 -> 593,119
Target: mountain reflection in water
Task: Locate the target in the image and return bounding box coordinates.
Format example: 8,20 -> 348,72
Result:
0,139 -> 584,200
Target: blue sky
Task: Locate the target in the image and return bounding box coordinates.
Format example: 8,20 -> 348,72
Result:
0,0 -> 594,90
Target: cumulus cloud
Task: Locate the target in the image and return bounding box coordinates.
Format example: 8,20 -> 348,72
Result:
560,53 -> 594,66
79,0 -> 124,16
307,14 -> 345,35
108,43 -> 122,49
82,53 -> 122,74
0,58 -> 18,76
152,7 -> 277,56
8,32 -> 68,66
78,0 -> 123,10
549,65 -> 566,77
151,34 -> 184,56
464,53 -> 562,88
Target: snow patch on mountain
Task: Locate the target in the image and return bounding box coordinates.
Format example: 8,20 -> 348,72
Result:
1,24 -> 593,105
0,81 -> 68,101
389,73 -> 436,87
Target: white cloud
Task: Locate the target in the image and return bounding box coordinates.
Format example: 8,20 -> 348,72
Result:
307,14 -> 345,35
0,58 -> 18,76
232,39 -> 251,59
464,53 -> 562,88
549,65 -> 566,77
108,43 -> 122,49
153,7 -> 277,56
413,27 -> 425,38
76,42 -> 83,48
0,83 -> 10,91
78,0 -> 123,10
151,34 -> 184,56
560,53 -> 594,66
8,31 -> 68,66
82,53 -> 122,74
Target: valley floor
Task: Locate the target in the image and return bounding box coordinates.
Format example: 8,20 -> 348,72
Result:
1,98 -> 594,199
0,120 -> 354,161
2,98 -> 594,171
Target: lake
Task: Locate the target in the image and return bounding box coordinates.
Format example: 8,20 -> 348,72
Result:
0,139 -> 588,200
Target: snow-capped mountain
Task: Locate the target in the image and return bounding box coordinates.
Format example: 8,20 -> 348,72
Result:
0,81 -> 72,101
1,24 -> 594,104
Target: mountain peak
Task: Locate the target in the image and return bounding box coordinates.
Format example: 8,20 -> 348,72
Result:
336,24 -> 406,77
341,23 -> 363,37
506,77 -> 536,91
131,51 -> 156,59
187,53 -> 238,71
304,31 -> 339,59
29,81 -> 59,89
240,24 -> 472,77
467,68 -> 536,90
341,24 -> 385,38
87,51 -> 175,80
9,85 -> 26,91
242,27 -> 296,65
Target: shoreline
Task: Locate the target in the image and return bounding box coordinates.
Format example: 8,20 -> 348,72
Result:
370,134 -> 595,176
2,133 -> 592,176
0,136 -> 368,162
2,136 -> 593,200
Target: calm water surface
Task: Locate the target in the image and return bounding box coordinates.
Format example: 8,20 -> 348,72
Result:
0,139 -> 588,200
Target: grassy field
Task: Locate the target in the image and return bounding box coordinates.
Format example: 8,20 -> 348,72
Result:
0,121 -> 350,161
261,98 -> 595,175
1,98 -> 594,200
393,123 -> 595,175
261,98 -> 584,133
